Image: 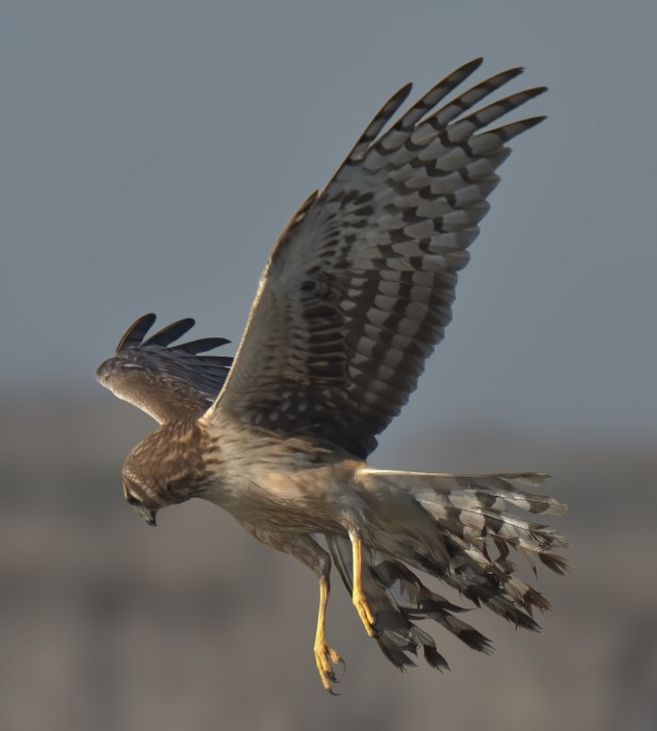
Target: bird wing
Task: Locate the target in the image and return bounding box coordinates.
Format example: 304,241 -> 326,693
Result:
205,59 -> 546,457
97,313 -> 232,424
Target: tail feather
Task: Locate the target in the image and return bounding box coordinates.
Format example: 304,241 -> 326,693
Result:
328,468 -> 568,671
374,557 -> 494,653
326,535 -> 494,670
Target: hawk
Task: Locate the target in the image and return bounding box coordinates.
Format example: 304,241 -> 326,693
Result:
97,58 -> 568,693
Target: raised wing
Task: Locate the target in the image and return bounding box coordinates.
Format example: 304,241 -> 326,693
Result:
207,59 -> 546,457
97,313 -> 232,424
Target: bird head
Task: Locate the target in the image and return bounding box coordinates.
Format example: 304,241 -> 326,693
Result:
121,419 -> 212,527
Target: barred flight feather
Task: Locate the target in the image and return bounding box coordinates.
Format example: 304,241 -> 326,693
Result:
210,58 -> 548,459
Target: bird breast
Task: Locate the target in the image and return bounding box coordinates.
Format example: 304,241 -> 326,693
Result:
198,418 -> 362,533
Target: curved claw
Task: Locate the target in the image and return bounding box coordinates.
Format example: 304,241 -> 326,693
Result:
314,643 -> 346,693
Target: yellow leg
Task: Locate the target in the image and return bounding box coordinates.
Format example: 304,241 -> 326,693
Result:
350,530 -> 376,637
313,575 -> 344,693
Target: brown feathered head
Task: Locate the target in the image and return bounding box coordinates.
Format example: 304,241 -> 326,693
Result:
121,418 -> 212,526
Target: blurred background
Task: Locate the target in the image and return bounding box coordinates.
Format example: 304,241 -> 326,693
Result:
1,2 -> 656,730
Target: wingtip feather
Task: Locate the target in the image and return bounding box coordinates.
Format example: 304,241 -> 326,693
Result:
116,313 -> 157,352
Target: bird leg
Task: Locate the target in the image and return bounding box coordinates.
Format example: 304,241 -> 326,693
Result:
313,574 -> 344,693
349,530 -> 377,637
241,526 -> 345,693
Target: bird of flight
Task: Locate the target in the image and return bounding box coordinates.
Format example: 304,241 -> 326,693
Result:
97,58 -> 568,693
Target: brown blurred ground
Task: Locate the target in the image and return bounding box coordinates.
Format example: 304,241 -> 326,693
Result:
1,394 -> 656,731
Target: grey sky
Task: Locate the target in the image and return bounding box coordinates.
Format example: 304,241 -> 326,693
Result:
2,1 -> 656,439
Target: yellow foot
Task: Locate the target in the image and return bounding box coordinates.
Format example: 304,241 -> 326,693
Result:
353,590 -> 377,638
314,642 -> 345,694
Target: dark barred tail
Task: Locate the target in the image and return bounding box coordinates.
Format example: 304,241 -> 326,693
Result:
329,470 -> 569,670
328,534 -> 493,670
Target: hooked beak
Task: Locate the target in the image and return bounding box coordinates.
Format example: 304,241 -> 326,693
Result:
137,505 -> 158,527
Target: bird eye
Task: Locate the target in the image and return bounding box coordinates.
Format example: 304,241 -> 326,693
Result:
123,479 -> 143,506
125,492 -> 142,507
